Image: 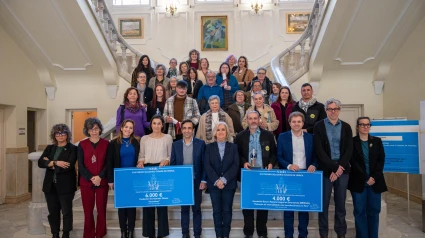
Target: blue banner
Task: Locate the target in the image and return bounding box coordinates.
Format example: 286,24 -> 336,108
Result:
240,169 -> 323,212
370,120 -> 419,174
114,166 -> 194,208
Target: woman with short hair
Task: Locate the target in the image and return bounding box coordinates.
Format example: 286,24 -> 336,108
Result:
107,119 -> 140,238
269,82 -> 282,105
204,122 -> 239,238
349,117 -> 387,238
177,61 -> 190,81
227,90 -> 250,133
196,95 -> 235,144
242,92 -> 279,132
116,87 -> 150,138
78,118 -> 109,238
225,54 -> 238,74
135,71 -> 153,106
38,124 -> 77,238
131,55 -> 155,87
148,64 -> 170,90
137,115 -> 173,238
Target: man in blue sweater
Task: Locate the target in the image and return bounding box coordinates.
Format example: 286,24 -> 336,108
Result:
197,71 -> 224,114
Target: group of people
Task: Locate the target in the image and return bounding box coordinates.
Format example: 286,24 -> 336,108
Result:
38,50 -> 387,238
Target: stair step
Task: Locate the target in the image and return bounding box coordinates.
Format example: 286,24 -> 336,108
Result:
44,219 -> 357,238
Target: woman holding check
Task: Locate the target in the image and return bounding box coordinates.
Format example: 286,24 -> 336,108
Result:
137,115 -> 173,238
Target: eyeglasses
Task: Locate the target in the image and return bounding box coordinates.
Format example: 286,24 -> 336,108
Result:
55,132 -> 67,136
326,108 -> 341,112
257,72 -> 266,75
358,123 -> 372,128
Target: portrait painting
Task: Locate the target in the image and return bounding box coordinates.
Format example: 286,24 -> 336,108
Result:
201,16 -> 228,51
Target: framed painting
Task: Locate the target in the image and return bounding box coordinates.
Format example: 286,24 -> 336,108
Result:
201,16 -> 228,51
286,13 -> 310,34
119,18 -> 144,39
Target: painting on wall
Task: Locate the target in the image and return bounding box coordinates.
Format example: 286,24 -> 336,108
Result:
201,16 -> 228,51
119,18 -> 144,39
286,13 -> 310,34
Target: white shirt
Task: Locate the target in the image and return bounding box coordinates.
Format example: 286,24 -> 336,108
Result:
288,131 -> 307,170
212,112 -> 219,129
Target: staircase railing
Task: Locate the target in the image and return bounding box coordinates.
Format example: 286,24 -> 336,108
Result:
270,0 -> 328,87
87,0 -> 156,83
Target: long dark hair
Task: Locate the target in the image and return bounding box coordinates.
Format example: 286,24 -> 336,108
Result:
188,67 -> 198,81
219,62 -> 231,80
149,114 -> 165,133
277,86 -> 294,104
131,55 -> 155,86
151,84 -> 166,109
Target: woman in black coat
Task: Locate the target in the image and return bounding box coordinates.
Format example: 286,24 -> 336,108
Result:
107,119 -> 140,238
204,122 -> 239,238
38,124 -> 77,238
348,116 -> 387,238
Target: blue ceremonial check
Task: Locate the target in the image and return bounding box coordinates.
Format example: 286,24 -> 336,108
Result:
240,169 -> 323,212
114,165 -> 194,208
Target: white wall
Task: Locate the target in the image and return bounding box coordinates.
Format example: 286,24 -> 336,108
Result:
0,25 -> 47,147
108,0 -> 314,70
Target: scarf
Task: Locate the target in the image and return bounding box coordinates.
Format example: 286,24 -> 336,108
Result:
299,98 -> 317,112
125,101 -> 143,113
205,109 -> 227,141
168,68 -> 177,77
137,84 -> 146,103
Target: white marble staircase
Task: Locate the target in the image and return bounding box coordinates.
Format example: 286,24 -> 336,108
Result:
39,189 -> 389,238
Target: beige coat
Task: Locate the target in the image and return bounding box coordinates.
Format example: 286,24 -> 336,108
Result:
196,70 -> 207,85
196,111 -> 235,144
241,104 -> 279,132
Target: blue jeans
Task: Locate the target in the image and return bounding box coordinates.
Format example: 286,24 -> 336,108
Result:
181,181 -> 203,236
284,211 -> 309,238
319,173 -> 349,237
209,189 -> 236,237
351,185 -> 381,238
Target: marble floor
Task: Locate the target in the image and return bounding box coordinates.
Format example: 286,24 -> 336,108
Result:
0,192 -> 424,238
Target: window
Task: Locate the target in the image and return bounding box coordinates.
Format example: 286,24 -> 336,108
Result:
195,0 -> 233,3
113,0 -> 149,5
240,0 -> 271,3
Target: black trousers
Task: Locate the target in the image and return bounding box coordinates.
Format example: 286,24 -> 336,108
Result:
44,183 -> 75,234
142,163 -> 170,237
242,209 -> 269,236
118,208 -> 136,232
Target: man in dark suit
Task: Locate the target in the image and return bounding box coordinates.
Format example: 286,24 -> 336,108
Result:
170,119 -> 206,238
277,111 -> 317,238
313,98 -> 353,238
235,110 -> 277,238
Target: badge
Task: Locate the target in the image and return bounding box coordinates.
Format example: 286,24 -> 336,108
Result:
265,146 -> 270,151
310,114 -> 315,119
370,143 -> 373,148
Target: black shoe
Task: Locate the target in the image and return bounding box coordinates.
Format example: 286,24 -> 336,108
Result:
52,234 -> 60,238
183,234 -> 190,238
121,231 -> 127,238
259,236 -> 267,238
128,231 -> 134,238
245,236 -> 253,238
62,232 -> 70,238
337,236 -> 345,238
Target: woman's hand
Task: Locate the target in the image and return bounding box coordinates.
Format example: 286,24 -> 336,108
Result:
91,176 -> 101,186
137,161 -> 144,168
159,160 -> 170,167
108,183 -> 114,190
55,161 -> 71,169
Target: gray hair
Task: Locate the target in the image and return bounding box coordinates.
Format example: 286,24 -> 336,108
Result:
206,70 -> 216,77
155,64 -> 167,76
83,117 -> 104,137
208,95 -> 221,105
252,91 -> 265,99
212,121 -> 233,143
50,123 -> 72,145
257,67 -> 267,74
246,110 -> 260,118
169,58 -> 177,64
324,98 -> 342,109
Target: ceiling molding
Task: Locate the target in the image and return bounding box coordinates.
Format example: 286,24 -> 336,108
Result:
334,0 -> 413,66
1,0 -> 92,71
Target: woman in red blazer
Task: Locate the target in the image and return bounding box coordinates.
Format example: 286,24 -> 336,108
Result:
271,86 -> 295,138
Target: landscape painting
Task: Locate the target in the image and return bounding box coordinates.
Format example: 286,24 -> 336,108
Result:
119,18 -> 144,39
286,13 -> 310,34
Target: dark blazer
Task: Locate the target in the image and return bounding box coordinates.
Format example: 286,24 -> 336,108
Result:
227,102 -> 250,133
271,101 -> 295,135
38,143 -> 77,194
204,142 -> 239,190
143,87 -> 153,104
348,135 -> 387,193
170,138 -> 206,183
277,131 -> 317,169
313,119 -> 353,177
292,101 -> 327,134
106,138 -> 140,183
185,79 -> 203,99
234,128 -> 277,171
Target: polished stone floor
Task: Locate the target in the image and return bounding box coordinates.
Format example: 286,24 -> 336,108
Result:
0,192 -> 424,238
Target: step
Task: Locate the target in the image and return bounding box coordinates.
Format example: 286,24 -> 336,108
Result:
44,219 -> 357,238
72,203 -> 333,221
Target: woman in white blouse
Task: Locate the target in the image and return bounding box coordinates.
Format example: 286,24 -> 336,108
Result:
137,115 -> 173,238
196,95 -> 235,144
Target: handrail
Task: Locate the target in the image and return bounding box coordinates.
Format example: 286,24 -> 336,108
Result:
270,0 -> 328,87
86,0 -> 156,83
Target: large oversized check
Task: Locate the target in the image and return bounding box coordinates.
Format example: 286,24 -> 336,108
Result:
241,169 -> 322,212
114,166 -> 194,208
